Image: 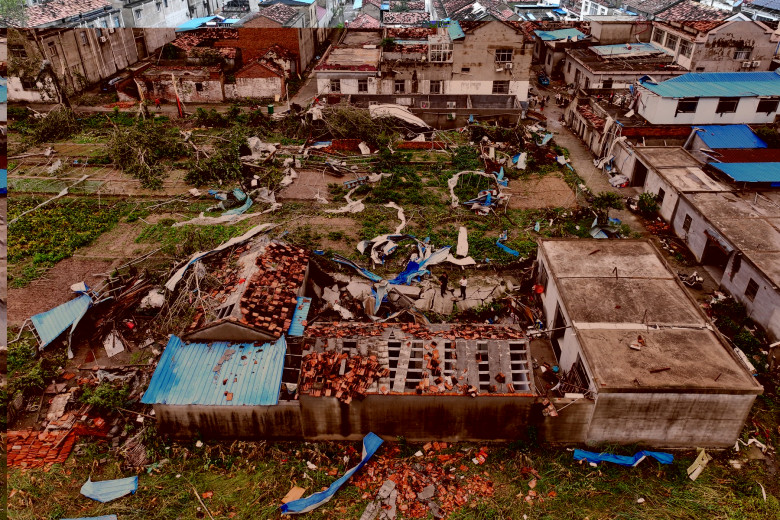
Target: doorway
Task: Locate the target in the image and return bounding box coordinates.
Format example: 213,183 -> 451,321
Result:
633,161 -> 648,187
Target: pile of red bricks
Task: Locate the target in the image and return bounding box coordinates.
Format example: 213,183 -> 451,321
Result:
7,430 -> 77,469
299,351 -> 389,404
305,323 -> 524,340
353,444 -> 496,518
239,243 -> 309,337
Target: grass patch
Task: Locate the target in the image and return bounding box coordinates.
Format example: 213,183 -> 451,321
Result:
135,222 -> 255,257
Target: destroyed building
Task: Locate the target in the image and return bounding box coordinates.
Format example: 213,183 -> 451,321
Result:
536,239 -> 762,447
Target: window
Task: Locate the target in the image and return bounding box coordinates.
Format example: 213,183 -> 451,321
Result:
734,47 -> 752,60
495,48 -> 513,62
682,214 -> 692,232
757,98 -> 779,114
676,98 -> 698,114
101,20 -> 108,28
665,33 -> 678,51
135,9 -> 142,19
567,61 -> 571,73
10,44 -> 27,58
745,279 -> 759,301
20,77 -> 36,90
113,16 -> 121,27
696,66 -> 705,72
47,42 -> 58,57
461,67 -> 470,73
394,80 -> 405,93
679,40 -> 692,58
195,82 -> 203,91
716,97 -> 739,114
538,264 -> 548,292
492,80 -> 510,94
80,31 -> 88,45
429,43 -> 452,62
329,79 -> 340,92
164,0 -> 169,6
430,80 -> 442,94
96,28 -> 103,38
602,78 -> 613,89
656,188 -> 665,206
652,29 -> 665,45
358,79 -> 368,92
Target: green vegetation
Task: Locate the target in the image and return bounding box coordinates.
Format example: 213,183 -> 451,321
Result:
135,222 -> 254,257
638,191 -> 660,215
79,383 -> 131,412
6,332 -> 66,399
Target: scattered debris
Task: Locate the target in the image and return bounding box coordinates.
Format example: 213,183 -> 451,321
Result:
80,476 -> 138,502
281,432 -> 384,514
300,351 -> 389,403
360,480 -> 397,520
282,486 -> 307,504
687,448 -> 712,481
573,449 -> 673,467
102,331 -> 126,358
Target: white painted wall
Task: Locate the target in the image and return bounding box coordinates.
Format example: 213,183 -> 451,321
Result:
638,91 -> 780,125
671,196 -> 733,262
316,75 -> 378,95
7,77 -> 56,103
643,168 -> 679,222
225,77 -> 283,100
721,253 -> 780,342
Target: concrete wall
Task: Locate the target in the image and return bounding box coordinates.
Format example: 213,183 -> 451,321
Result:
156,402 -> 303,440
139,28 -> 176,55
121,0 -> 189,29
590,21 -> 652,45
139,76 -> 224,103
226,76 -> 284,100
721,253 -> 780,342
563,57 -> 683,90
643,167 -> 679,222
638,92 -> 780,125
588,392 -> 757,448
316,74 -> 379,95
671,195 -> 734,262
613,139 -> 638,179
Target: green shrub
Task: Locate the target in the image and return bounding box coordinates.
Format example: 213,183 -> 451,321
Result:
79,383 -> 130,412
638,192 -> 660,215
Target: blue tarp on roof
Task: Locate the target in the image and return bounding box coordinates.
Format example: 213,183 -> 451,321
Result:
711,162 -> 780,183
176,16 -> 222,31
534,28 -> 586,41
141,335 -> 286,406
80,476 -> 138,503
695,125 -> 767,150
640,71 -> 780,98
288,297 -> 312,337
31,293 -> 92,349
447,20 -> 465,40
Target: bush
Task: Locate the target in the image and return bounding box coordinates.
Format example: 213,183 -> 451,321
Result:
638,192 -> 659,215
29,106 -> 80,143
452,146 -> 482,171
79,383 -> 130,412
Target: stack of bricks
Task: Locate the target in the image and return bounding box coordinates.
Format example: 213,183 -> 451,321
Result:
238,243 -> 310,338
300,351 -> 389,404
7,430 -> 77,469
305,323 -> 525,341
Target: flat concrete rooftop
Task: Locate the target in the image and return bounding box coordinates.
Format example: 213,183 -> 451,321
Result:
635,146 -> 701,169
541,239 -> 673,279
578,328 -> 760,393
319,47 -> 381,70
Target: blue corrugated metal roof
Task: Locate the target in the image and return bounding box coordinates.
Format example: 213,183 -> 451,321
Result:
447,20 -> 465,40
353,0 -> 363,8
141,335 -> 286,406
1,169 -> 6,194
534,28 -> 586,41
711,162 -> 780,183
696,125 -> 767,150
31,293 -> 92,349
287,297 -> 312,337
176,16 -> 221,31
640,71 -> 780,98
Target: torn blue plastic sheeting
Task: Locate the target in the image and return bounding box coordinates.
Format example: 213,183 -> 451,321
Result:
223,196 -> 253,215
208,190 -> 228,201
233,188 -> 247,201
539,133 -> 553,146
389,260 -> 429,285
534,221 -> 541,232
512,154 -> 521,164
496,240 -> 520,256
469,114 -> 474,123
281,433 -> 384,514
332,255 -> 383,283
573,449 -> 673,467
0,169 -> 7,195
80,476 -> 138,503
31,294 -> 93,349
497,167 -> 504,180
566,163 -> 574,171
62,516 -> 118,520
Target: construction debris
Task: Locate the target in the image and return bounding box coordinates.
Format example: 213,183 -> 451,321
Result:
80,476 -> 138,503
687,448 -> 712,481
300,351 -> 390,403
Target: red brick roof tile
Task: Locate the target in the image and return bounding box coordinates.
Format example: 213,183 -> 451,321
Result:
25,0 -> 112,27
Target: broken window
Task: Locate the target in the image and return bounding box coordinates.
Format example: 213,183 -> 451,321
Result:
538,263 -> 548,292
682,214 -> 692,232
394,80 -> 405,94
679,40 -> 692,58
652,29 -> 665,45
757,98 -> 779,114
571,354 -> 589,391
329,79 -> 340,92
657,188 -> 666,206
602,78 -> 613,89
745,279 -> 759,302
429,43 -> 453,62
10,44 -> 27,58
492,81 -> 510,94
734,47 -> 752,60
664,34 -> 678,51
195,82 -> 204,92
676,98 -> 698,115
429,80 -> 442,94
20,77 -> 36,90
495,48 -> 513,62
358,79 -> 368,92
716,97 -> 739,114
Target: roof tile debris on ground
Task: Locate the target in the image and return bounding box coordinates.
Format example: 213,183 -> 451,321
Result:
8,417 -> 109,469
352,444 -> 502,518
577,104 -> 606,131
300,351 -> 390,403
305,322 -> 525,340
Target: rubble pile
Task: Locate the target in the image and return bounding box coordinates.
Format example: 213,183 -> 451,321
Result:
305,323 -> 525,340
8,417 -> 109,469
299,351 -> 389,403
353,444 -> 496,518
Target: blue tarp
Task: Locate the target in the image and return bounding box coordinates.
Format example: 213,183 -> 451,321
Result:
539,133 -> 554,146
281,433 -> 383,514
353,0 -> 363,8
496,240 -> 520,257
388,260 -> 428,285
80,476 -> 138,503
0,169 -> 6,195
573,449 -> 673,467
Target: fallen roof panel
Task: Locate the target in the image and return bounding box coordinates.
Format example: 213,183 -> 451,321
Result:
141,335 -> 286,406
30,293 -> 92,349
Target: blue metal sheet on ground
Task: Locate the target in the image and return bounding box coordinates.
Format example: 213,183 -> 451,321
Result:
80,476 -> 138,503
281,433 -> 384,514
31,294 -> 92,348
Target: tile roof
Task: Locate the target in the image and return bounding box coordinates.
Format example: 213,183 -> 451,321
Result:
450,0 -> 517,20
577,104 -> 605,131
640,71 -> 780,98
188,241 -> 310,338
305,322 -> 526,340
752,0 -> 780,9
382,11 -> 431,24
389,0 -> 426,8
695,125 -> 767,150
656,0 -> 727,21
710,162 -> 780,183
349,13 -> 381,28
386,27 -> 437,38
258,2 -> 301,25
25,0 -> 112,27
141,335 -> 287,406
